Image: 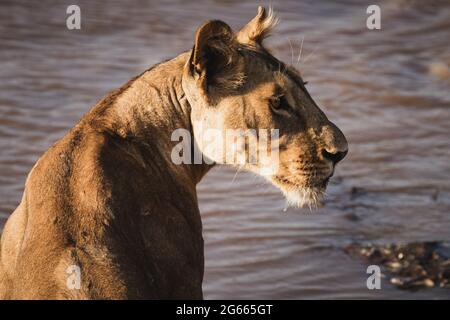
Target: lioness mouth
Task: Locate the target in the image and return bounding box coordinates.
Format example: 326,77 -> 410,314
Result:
282,186 -> 326,209
271,175 -> 329,209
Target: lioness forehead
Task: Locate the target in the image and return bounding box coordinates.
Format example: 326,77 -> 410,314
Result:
240,45 -> 305,90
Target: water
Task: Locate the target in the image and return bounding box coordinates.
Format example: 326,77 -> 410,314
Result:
1,0 -> 449,299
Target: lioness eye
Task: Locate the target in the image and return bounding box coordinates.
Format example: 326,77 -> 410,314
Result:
269,96 -> 281,110
269,95 -> 294,116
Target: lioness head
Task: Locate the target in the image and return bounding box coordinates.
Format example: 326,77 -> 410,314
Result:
182,7 -> 348,208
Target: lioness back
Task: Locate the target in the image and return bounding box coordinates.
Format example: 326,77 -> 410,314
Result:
0,122 -> 157,299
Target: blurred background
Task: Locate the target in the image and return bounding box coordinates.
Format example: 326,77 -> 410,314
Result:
0,0 -> 449,298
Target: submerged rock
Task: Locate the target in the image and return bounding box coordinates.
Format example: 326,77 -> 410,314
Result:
344,241 -> 450,290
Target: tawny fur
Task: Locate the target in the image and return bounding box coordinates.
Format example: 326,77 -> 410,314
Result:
0,7 -> 347,299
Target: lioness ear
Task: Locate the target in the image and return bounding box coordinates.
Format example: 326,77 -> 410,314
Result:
237,6 -> 278,46
190,20 -> 237,93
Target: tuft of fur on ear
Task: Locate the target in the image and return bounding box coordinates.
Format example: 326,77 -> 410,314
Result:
237,6 -> 279,46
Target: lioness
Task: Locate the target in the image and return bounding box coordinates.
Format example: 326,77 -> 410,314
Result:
0,7 -> 347,299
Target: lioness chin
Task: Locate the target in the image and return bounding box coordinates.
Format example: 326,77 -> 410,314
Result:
0,6 -> 347,299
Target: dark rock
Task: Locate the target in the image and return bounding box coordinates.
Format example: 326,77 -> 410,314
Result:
344,241 -> 450,290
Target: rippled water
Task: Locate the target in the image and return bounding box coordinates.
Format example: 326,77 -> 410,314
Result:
1,0 -> 449,299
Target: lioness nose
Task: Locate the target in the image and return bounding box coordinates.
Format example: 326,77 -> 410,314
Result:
322,148 -> 348,164
321,122 -> 348,164
319,122 -> 348,164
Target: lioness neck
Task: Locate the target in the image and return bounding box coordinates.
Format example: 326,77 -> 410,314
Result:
86,52 -> 212,186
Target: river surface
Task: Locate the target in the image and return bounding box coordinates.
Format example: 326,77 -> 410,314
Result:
1,0 -> 449,299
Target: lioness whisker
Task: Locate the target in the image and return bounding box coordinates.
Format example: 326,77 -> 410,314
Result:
296,35 -> 305,68
302,45 -> 319,64
287,38 -> 295,66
